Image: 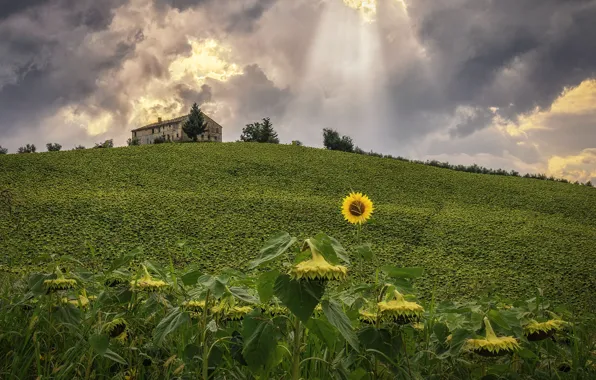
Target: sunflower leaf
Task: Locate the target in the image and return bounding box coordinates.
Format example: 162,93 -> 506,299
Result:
229,286 -> 259,304
273,274 -> 325,322
249,232 -> 296,270
257,269 -> 279,303
306,317 -> 339,348
321,300 -> 359,351
309,233 -> 350,265
153,307 -> 191,346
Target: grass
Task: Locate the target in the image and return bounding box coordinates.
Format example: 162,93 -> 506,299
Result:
1,142 -> 595,311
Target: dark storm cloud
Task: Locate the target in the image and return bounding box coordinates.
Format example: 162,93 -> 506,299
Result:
0,0 -> 132,137
0,0 -> 48,20
381,0 -> 596,143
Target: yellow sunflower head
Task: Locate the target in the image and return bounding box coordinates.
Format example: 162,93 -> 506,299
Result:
523,319 -> 566,341
290,240 -> 348,281
130,265 -> 168,292
358,310 -> 377,325
103,318 -> 128,338
183,300 -> 207,312
341,192 -> 374,225
464,317 -> 520,357
377,289 -> 424,325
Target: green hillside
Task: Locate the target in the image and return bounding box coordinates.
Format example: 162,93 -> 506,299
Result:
1,143 -> 595,311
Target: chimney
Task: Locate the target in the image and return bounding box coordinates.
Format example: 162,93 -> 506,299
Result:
157,117 -> 162,123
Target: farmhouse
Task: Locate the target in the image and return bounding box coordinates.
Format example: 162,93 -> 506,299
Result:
131,113 -> 223,145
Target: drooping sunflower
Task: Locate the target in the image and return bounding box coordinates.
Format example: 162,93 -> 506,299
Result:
44,267 -> 77,294
377,289 -> 424,325
104,318 -> 128,338
341,192 -> 374,225
358,310 -> 377,325
130,265 -> 168,292
212,304 -> 253,321
464,317 -> 520,357
290,239 -> 348,281
523,319 -> 566,341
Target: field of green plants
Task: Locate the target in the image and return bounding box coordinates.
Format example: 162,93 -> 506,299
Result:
1,143 -> 595,309
1,143 -> 595,378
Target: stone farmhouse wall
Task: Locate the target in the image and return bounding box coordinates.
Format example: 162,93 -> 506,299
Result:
132,115 -> 222,145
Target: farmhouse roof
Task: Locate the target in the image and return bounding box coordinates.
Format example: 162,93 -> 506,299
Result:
131,113 -> 222,132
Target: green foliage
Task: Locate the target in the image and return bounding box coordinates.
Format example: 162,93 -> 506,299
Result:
17,143 -> 36,153
0,145 -> 8,154
0,143 -> 595,312
127,137 -> 140,146
323,128 -> 354,152
94,139 -> 113,148
182,103 -> 207,142
240,117 -> 279,143
73,145 -> 86,150
291,140 -> 303,146
46,143 -> 62,152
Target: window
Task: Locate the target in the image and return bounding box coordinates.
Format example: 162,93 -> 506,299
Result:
152,128 -> 154,134
176,133 -> 179,138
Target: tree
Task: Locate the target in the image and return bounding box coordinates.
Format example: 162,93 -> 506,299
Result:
153,136 -> 167,144
586,181 -> 593,187
291,140 -> 303,146
94,139 -> 113,149
127,137 -> 140,146
182,103 -> 207,142
239,118 -> 279,143
323,128 -> 354,152
0,145 -> 7,154
74,145 -> 86,150
46,143 -> 62,152
17,144 -> 36,154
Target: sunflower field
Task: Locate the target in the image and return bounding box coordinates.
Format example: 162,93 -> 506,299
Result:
1,142 -> 596,377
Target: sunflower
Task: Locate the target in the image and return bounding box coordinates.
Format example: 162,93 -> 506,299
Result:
523,319 -> 566,341
464,317 -> 520,357
104,318 -> 128,338
43,266 -> 77,294
358,310 -> 377,324
130,265 -> 168,292
261,305 -> 288,316
212,304 -> 253,321
341,192 -> 374,225
183,300 -> 207,312
377,289 -> 424,325
290,240 -> 348,281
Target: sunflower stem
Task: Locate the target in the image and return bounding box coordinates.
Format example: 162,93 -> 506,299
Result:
291,316 -> 302,380
201,289 -> 211,380
400,329 -> 412,379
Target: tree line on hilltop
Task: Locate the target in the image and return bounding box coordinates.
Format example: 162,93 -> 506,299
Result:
0,103 -> 593,188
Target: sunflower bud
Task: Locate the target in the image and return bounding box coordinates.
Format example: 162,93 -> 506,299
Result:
377,290 -> 424,325
465,317 -> 520,357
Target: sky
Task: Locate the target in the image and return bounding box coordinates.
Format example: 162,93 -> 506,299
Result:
0,0 -> 595,182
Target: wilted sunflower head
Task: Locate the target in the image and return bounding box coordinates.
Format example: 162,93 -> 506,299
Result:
62,293 -> 91,309
358,310 -> 377,325
465,317 -> 520,357
104,318 -> 128,338
524,319 -> 566,341
262,305 -> 288,316
377,290 -> 424,325
341,192 -> 374,225
290,240 -> 348,281
130,266 -> 168,292
183,300 -> 206,312
44,267 -> 77,293
213,304 -> 253,321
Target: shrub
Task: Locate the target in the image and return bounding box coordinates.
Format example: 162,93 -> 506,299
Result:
127,137 -> 140,146
0,145 -> 7,154
17,144 -> 36,154
94,140 -> 113,149
46,143 -> 62,152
